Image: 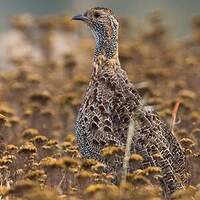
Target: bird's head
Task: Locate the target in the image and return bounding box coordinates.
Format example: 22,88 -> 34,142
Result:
72,7 -> 119,59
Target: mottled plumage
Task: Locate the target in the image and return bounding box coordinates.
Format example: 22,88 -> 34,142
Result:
73,7 -> 189,197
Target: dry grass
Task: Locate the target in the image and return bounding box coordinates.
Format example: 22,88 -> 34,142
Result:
121,119 -> 136,184
0,12 -> 200,200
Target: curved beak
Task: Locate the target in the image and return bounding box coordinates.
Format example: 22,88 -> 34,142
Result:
72,14 -> 88,22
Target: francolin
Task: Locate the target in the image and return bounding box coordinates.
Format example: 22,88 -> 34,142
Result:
72,7 -> 189,197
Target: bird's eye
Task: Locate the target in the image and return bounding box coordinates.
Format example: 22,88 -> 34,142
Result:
94,12 -> 101,18
83,11 -> 88,17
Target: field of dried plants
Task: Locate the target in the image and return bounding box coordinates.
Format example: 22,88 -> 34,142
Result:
0,12 -> 200,200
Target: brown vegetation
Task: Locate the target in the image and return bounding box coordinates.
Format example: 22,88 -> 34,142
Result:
0,12 -> 200,199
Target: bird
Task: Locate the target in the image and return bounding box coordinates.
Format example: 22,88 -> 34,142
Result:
72,7 -> 189,197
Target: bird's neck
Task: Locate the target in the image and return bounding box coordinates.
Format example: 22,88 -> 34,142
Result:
93,31 -> 119,64
94,38 -> 118,58
92,37 -> 120,78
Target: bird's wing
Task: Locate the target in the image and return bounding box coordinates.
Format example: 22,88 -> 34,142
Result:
159,120 -> 189,185
140,110 -> 189,185
133,128 -> 185,196
75,67 -> 126,161
117,67 -> 189,186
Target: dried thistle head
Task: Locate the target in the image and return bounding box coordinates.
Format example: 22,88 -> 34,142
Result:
7,180 -> 35,197
91,162 -> 106,173
127,173 -> 151,186
84,183 -> 118,198
101,146 -> 124,157
22,128 -> 39,140
27,74 -> 41,84
180,138 -> 196,149
29,91 -> 51,105
63,145 -> 79,157
40,157 -> 63,169
46,139 -> 58,146
61,156 -> 79,169
129,153 -> 144,162
61,141 -> 72,150
65,132 -> 76,143
30,135 -> 48,146
143,166 -> 162,176
81,159 -> 98,170
40,109 -> 55,118
73,74 -> 89,86
9,118 -> 21,131
0,104 -> 15,117
0,155 -> 15,166
18,142 -> 37,155
26,169 -> 46,182
6,144 -> 18,152
0,113 -> 7,125
75,170 -> 96,180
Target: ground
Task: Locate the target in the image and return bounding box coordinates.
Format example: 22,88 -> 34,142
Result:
0,12 -> 200,200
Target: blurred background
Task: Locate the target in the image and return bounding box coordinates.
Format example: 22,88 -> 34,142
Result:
0,0 -> 200,37
0,1 -> 200,198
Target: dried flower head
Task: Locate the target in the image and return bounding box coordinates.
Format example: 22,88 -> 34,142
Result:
22,128 -> 39,140
61,156 -> 79,168
18,142 -> 37,154
84,183 -> 118,196
0,155 -> 16,166
101,146 -> 125,157
40,157 -> 63,169
180,138 -> 196,149
7,180 -> 35,197
129,153 -> 144,162
31,135 -> 48,145
26,169 -> 46,181
6,144 -> 18,152
30,91 -> 51,105
81,159 -> 98,170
